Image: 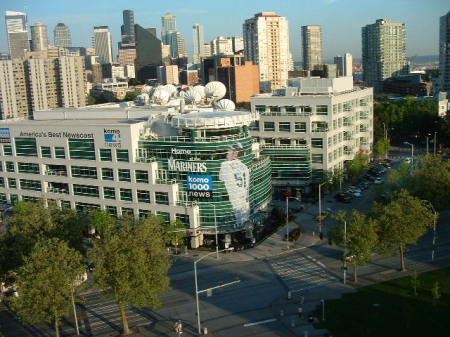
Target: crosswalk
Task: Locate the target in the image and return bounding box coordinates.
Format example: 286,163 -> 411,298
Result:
269,252 -> 338,293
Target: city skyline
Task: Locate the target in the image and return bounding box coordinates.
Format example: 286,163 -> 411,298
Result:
0,0 -> 447,61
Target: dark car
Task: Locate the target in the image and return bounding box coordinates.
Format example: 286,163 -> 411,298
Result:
334,193 -> 352,203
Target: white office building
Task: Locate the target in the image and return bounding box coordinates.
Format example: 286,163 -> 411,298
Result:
334,53 -> 353,77
250,76 -> 373,193
93,26 -> 113,64
5,11 -> 30,59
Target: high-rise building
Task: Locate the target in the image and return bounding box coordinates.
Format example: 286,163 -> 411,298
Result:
202,43 -> 212,58
121,9 -> 135,43
161,12 -> 185,58
201,55 -> 259,103
161,12 -> 176,34
301,25 -> 323,71
26,57 -> 59,111
93,26 -> 113,64
210,36 -> 233,56
31,22 -> 49,51
0,59 -> 29,119
334,53 -> 353,77
176,32 -> 186,57
231,36 -> 244,53
362,19 -> 409,93
54,23 -> 72,47
5,11 -> 30,59
135,24 -> 162,82
118,43 -> 136,66
57,56 -> 86,108
157,65 -> 179,85
439,11 -> 450,91
192,23 -> 204,64
243,12 -> 290,92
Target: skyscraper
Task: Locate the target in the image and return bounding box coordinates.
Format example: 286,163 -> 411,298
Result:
31,22 -> 49,51
93,26 -> 113,64
362,19 -> 409,93
5,11 -> 30,59
161,12 -> 184,57
54,23 -> 72,47
192,23 -> 204,64
121,9 -> 135,43
301,25 -> 323,71
0,59 -> 29,119
135,24 -> 162,82
440,11 -> 450,91
334,53 -> 353,77
243,12 -> 290,92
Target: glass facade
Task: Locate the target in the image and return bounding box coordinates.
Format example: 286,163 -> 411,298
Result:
15,138 -> 38,157
69,139 -> 96,160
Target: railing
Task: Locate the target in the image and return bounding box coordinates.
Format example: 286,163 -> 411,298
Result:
260,111 -> 312,117
141,133 -> 246,143
155,178 -> 177,185
48,187 -> 69,194
262,145 -> 309,150
311,128 -> 329,133
176,200 -> 199,207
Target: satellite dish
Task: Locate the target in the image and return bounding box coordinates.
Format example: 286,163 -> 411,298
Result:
135,93 -> 149,106
164,84 -> 177,97
205,81 -> 226,99
178,90 -> 187,98
214,99 -> 235,111
141,85 -> 153,95
184,89 -> 202,104
192,85 -> 206,98
152,88 -> 170,104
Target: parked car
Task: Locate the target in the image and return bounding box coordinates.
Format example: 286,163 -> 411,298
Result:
404,157 -> 411,164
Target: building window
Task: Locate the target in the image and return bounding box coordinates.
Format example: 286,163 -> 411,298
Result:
0,177 -> 4,188
118,169 -> 131,182
73,184 -> 99,198
137,190 -> 151,203
71,166 -> 98,179
8,178 -> 17,189
61,200 -> 71,209
15,138 -> 38,157
311,138 -> 323,148
75,202 -> 100,213
157,211 -> 170,224
18,162 -> 40,174
139,209 -> 151,219
155,192 -> 169,205
55,147 -> 65,159
100,148 -> 112,161
101,168 -> 114,180
176,213 -> 189,225
279,139 -> 291,145
312,154 -> 323,163
120,188 -> 133,201
0,192 -> 6,203
285,106 -> 296,113
135,170 -> 149,183
255,105 -> 266,112
121,207 -> 134,217
294,122 -> 306,132
316,105 -> 328,115
106,206 -> 117,217
116,149 -> 129,162
0,162 -> 2,172
264,122 -> 275,131
269,106 -> 280,112
6,161 -> 15,173
103,187 -> 116,199
264,138 -> 275,145
41,146 -> 52,158
278,122 -> 291,132
3,145 -> 12,156
69,139 -> 96,160
19,179 -> 42,191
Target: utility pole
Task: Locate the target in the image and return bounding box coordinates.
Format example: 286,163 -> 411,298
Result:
343,220 -> 347,285
434,132 -> 437,156
213,204 -> 218,260
318,183 -> 325,235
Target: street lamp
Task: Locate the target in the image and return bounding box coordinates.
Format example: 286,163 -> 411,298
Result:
403,142 -> 414,168
422,200 -> 437,263
285,194 -> 301,247
318,183 -> 325,235
194,249 -> 237,336
426,134 -> 431,155
434,131 -> 437,156
213,204 -> 219,260
320,299 -> 325,321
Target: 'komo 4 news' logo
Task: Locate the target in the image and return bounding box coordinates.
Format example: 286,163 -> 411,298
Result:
103,128 -> 121,143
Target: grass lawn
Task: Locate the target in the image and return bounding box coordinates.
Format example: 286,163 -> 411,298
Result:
315,268 -> 450,337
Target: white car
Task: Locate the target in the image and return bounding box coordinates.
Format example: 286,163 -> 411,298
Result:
404,157 -> 411,164
353,192 -> 362,197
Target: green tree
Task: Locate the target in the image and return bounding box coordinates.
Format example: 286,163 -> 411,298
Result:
325,168 -> 344,193
374,138 -> 390,159
346,153 -> 369,180
431,281 -> 441,305
123,90 -> 139,102
12,238 -> 85,337
87,95 -> 97,105
328,210 -> 378,282
91,209 -> 117,239
165,219 -> 187,254
91,215 -> 170,335
373,190 -> 434,271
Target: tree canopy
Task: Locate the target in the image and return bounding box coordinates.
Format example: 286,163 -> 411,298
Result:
12,238 -> 85,337
91,215 -> 170,335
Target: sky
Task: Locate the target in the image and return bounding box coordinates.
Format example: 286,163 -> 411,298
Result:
1,0 -> 448,61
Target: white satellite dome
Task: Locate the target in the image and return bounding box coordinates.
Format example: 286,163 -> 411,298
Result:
192,85 -> 206,98
163,84 -> 177,97
141,85 -> 153,95
152,87 -> 170,104
135,93 -> 149,106
184,89 -> 202,104
205,81 -> 226,99
214,99 -> 235,111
